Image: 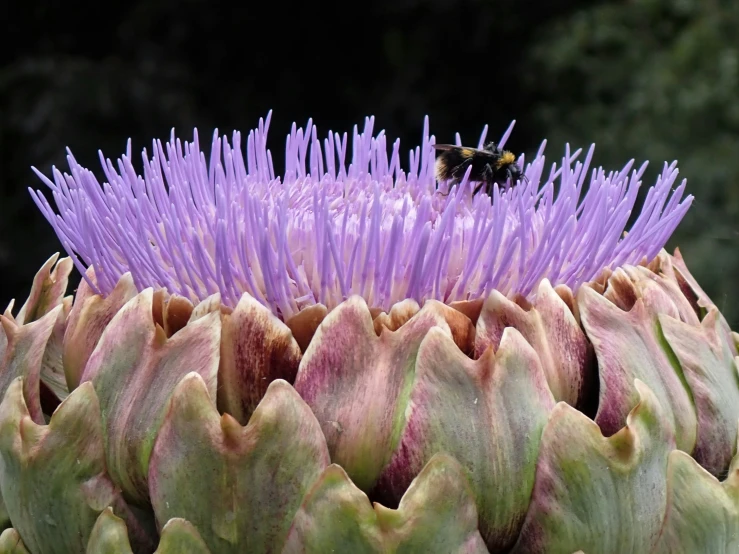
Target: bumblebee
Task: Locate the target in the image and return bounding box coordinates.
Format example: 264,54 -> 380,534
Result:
434,142 -> 524,197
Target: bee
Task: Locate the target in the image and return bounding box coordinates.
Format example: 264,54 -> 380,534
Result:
434,141 -> 525,197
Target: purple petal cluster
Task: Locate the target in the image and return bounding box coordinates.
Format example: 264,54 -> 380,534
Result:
30,113 -> 692,319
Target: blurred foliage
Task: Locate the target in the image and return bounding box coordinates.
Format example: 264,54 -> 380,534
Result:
2,0 -> 738,325
526,0 -> 739,324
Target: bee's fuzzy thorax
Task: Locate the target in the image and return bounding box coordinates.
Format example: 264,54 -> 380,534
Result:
496,151 -> 516,168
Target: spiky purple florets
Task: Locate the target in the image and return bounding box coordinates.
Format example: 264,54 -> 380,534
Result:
30,113 -> 692,319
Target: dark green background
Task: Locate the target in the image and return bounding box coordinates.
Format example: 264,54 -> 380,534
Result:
3,0 -> 737,324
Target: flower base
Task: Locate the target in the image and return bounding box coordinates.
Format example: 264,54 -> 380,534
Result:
1,248 -> 737,553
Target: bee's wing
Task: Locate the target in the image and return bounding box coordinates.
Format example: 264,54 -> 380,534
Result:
434,144 -> 463,151
434,144 -> 489,155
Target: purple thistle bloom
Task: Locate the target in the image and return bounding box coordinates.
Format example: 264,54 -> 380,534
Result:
29,112 -> 693,320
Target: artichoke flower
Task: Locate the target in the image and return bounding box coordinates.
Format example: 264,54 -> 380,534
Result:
1,112 -> 737,554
